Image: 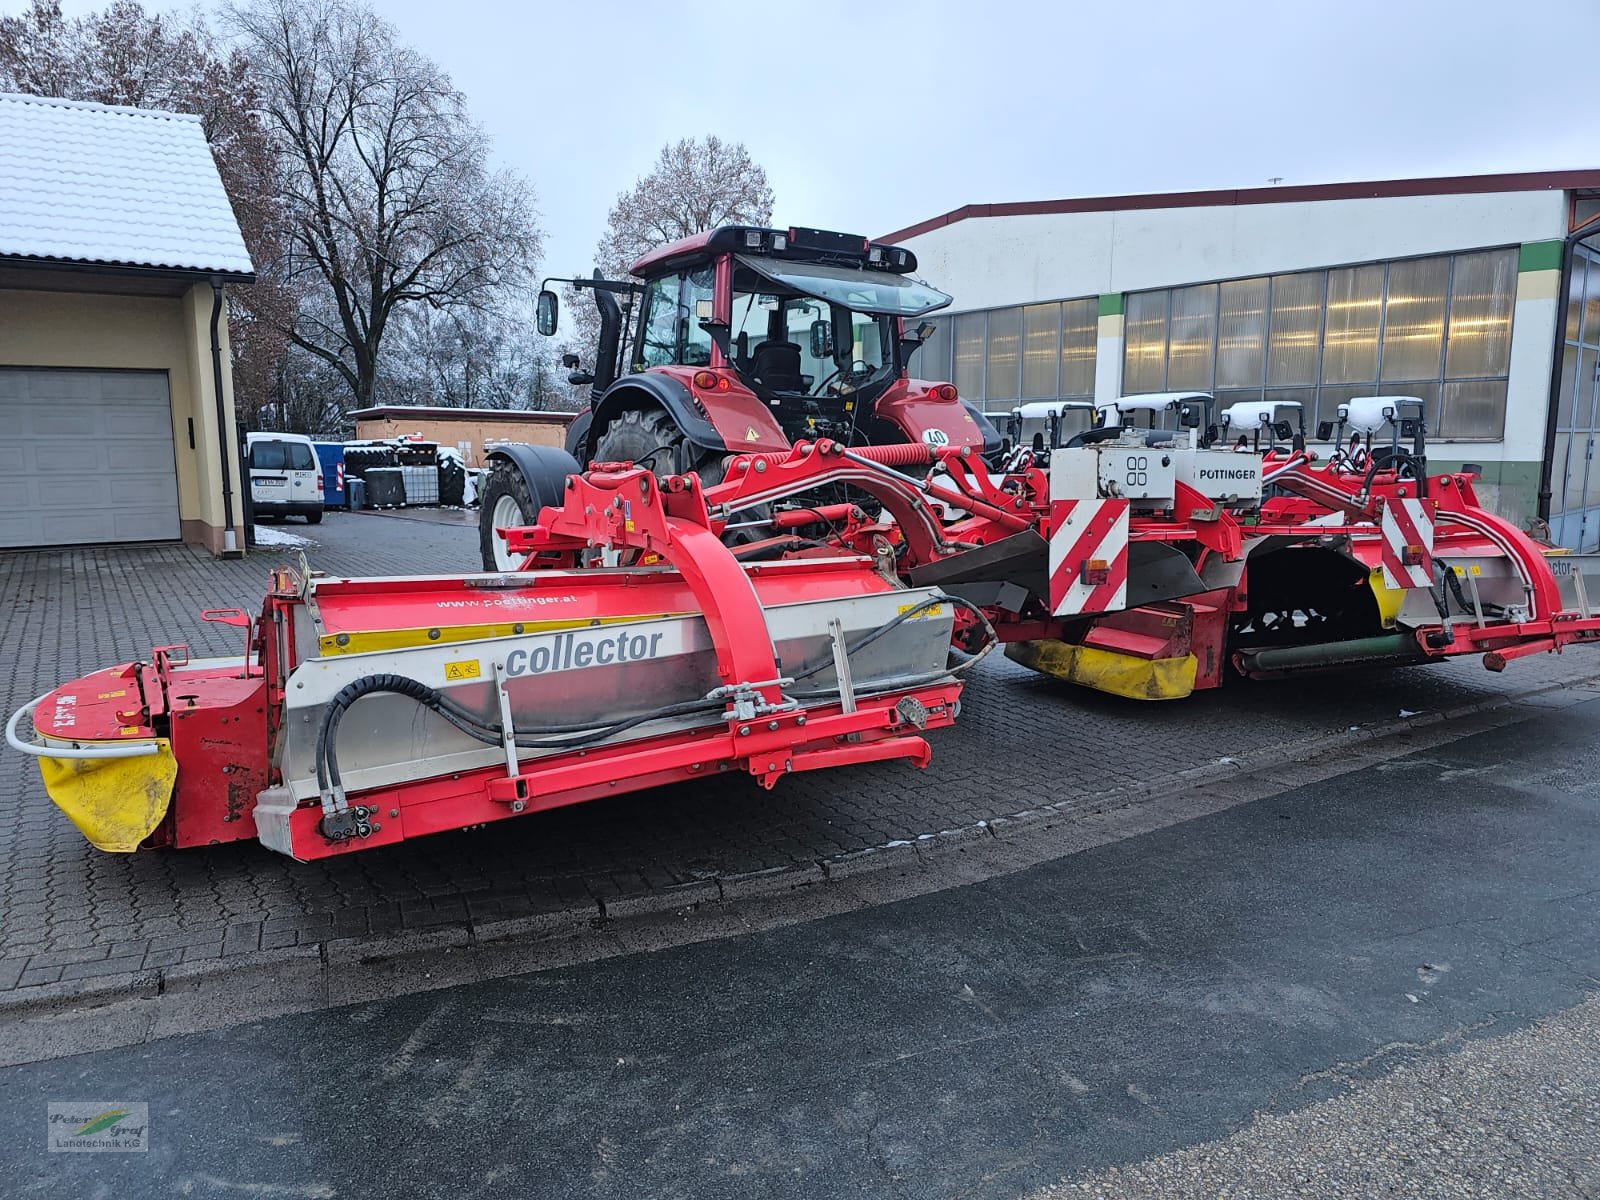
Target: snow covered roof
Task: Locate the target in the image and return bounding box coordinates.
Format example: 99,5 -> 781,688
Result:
349,406 -> 577,422
0,92 -> 254,278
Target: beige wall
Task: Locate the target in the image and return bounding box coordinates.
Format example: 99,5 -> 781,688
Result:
354,414 -> 572,466
0,280 -> 243,554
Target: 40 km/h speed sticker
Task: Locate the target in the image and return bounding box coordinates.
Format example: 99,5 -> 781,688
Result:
921,428 -> 950,447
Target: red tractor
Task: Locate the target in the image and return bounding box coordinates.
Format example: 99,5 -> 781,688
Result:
478,225 -> 1001,569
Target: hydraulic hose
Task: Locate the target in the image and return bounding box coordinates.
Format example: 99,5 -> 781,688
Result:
314,673 -> 725,800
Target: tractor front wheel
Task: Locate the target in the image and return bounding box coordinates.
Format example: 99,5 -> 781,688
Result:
478,461 -> 538,571
477,446 -> 581,571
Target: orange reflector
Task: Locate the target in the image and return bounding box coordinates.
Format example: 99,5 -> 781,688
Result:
1082,558 -> 1110,586
692,370 -> 718,390
1402,544 -> 1426,566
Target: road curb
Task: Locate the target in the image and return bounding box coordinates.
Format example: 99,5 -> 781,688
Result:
3,668 -> 1599,1026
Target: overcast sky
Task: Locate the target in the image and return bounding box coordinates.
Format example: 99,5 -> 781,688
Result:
36,0 -> 1600,279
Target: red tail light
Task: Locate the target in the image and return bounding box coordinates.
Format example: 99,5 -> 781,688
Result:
932,383 -> 958,402
316,474 -> 324,491
692,370 -> 732,392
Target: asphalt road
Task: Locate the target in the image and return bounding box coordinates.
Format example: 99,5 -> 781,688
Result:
6,698 -> 1600,1198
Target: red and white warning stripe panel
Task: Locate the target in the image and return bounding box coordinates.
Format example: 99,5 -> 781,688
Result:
1048,499 -> 1130,616
1379,497 -> 1435,589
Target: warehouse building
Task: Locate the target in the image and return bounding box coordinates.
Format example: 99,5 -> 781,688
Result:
887,172 -> 1600,549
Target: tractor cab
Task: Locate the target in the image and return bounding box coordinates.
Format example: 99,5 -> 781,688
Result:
1317,395 -> 1429,476
1008,400 -> 1097,452
1220,400 -> 1307,453
1084,392 -> 1214,447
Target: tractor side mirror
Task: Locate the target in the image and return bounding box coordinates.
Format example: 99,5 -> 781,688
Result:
1180,406 -> 1200,428
1204,424 -> 1219,446
1400,418 -> 1423,439
1273,420 -> 1294,441
536,289 -> 559,336
561,353 -> 580,369
810,319 -> 833,361
1316,421 -> 1334,440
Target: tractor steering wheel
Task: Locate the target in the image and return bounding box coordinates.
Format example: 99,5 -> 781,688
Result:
818,361 -> 869,397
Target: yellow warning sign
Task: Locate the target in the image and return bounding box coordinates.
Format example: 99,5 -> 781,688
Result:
897,602 -> 944,620
444,660 -> 482,682
97,690 -> 128,699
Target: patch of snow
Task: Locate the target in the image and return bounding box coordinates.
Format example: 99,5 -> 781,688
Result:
253,526 -> 312,548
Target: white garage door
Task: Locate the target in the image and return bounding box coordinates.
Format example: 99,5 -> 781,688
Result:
0,369 -> 182,548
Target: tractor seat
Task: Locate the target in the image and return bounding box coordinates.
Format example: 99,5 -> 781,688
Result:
751,340 -> 804,392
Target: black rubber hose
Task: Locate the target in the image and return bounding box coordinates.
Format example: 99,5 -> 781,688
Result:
314,673 -> 727,798
788,595 -> 946,683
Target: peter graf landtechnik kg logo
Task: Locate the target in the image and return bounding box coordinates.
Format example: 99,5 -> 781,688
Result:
46,1102 -> 149,1152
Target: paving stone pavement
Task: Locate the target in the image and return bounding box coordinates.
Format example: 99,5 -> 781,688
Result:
3,509 -> 1599,995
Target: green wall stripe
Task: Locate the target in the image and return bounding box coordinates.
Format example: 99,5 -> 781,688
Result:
1097,293 -> 1124,317
1519,240 -> 1564,273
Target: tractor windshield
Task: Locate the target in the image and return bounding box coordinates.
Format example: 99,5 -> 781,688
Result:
733,255 -> 952,317
727,287 -> 891,396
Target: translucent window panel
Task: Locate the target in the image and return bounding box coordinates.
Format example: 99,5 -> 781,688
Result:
954,312 -> 985,399
1267,272 -> 1324,386
1567,348 -> 1598,429
985,307 -> 1022,402
1436,379 -> 1503,439
1557,346 -> 1581,428
1552,432 -> 1573,509
1380,256 -> 1449,382
1562,432 -> 1589,511
1021,304 -> 1060,399
1445,249 -> 1516,379
1586,253 -> 1600,346
1567,257 -> 1586,345
1322,265 -> 1383,384
1166,284 -> 1217,390
1122,291 -> 1168,394
1216,278 -> 1268,388
1061,298 -> 1098,397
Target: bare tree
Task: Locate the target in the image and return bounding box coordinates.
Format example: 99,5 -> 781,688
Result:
0,0 -> 292,421
596,136 -> 774,277
379,299 -> 572,412
228,0 -> 542,411
562,135 -> 774,376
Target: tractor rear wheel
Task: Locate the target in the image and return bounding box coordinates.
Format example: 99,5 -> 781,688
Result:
592,406 -> 731,487
593,407 -> 775,550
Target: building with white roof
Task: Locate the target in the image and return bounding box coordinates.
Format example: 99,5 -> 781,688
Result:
0,91 -> 255,554
886,172 -> 1600,548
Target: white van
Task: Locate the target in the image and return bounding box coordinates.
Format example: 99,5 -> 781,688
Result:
246,432 -> 324,524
